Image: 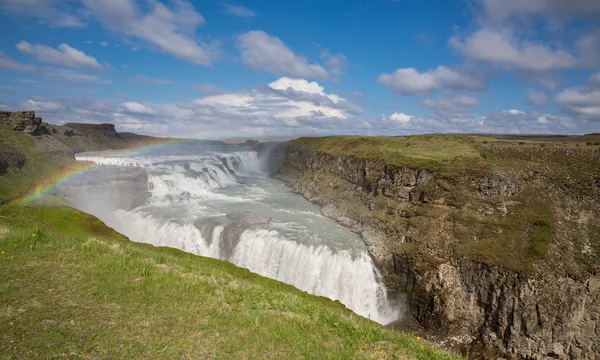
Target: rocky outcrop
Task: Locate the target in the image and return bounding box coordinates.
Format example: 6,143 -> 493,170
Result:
273,141 -> 600,359
221,211 -> 271,259
0,111 -> 42,135
64,123 -> 117,133
0,152 -> 25,175
193,211 -> 271,259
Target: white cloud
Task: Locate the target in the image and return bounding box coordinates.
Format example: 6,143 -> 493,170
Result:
0,52 -> 38,72
265,77 -> 362,115
99,41 -> 109,47
450,29 -> 576,72
20,97 -> 67,113
377,66 -> 485,95
224,4 -> 256,17
17,41 -> 103,69
389,112 -> 412,124
121,101 -> 156,115
482,110 -> 578,133
116,93 -> 128,99
0,0 -> 84,27
193,84 -> 222,94
505,109 -> 525,115
237,30 -> 329,79
81,0 -> 215,66
555,89 -> 600,107
131,76 -> 172,84
555,87 -> 600,120
526,88 -> 547,105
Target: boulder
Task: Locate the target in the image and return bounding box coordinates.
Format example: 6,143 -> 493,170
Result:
0,152 -> 25,175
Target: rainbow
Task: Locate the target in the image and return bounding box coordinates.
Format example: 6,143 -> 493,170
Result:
21,137 -> 192,204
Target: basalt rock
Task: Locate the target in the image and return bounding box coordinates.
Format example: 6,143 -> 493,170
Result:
0,110 -> 42,135
220,211 -> 271,260
273,141 -> 600,359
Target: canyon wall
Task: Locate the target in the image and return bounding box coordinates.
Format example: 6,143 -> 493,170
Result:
268,137 -> 600,359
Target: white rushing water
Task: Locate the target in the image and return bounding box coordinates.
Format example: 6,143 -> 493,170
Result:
72,144 -> 401,324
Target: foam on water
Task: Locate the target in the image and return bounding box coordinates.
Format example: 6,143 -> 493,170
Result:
73,147 -> 402,325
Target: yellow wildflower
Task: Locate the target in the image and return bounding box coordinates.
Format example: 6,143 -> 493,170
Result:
416,336 -> 421,341
1,251 -> 4,255
32,233 -> 36,237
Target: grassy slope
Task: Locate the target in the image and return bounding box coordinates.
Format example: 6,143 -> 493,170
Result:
0,125 -> 71,202
0,124 -> 455,359
0,204 -> 456,359
288,135 -> 600,275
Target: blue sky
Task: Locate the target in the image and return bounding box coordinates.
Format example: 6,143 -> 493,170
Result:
1,0 -> 599,138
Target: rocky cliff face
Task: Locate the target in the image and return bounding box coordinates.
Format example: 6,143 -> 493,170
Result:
0,111 -> 42,135
270,138 -> 600,359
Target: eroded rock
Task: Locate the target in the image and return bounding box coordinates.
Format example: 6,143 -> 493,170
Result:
220,211 -> 271,259
0,110 -> 42,135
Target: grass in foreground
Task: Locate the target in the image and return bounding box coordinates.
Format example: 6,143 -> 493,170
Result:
0,203 -> 457,360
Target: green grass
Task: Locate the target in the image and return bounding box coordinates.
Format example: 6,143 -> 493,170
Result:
292,136 -> 484,173
528,219 -> 552,259
0,125 -> 77,203
0,203 -> 457,360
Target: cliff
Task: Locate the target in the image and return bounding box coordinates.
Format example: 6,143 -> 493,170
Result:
270,135 -> 600,359
0,111 -> 171,203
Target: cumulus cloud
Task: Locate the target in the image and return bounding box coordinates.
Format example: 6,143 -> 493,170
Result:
320,48 -> 349,77
121,102 -> 156,115
193,84 -> 222,94
0,0 -> 84,27
81,0 -> 215,66
377,66 -> 486,95
482,109 -> 578,133
224,4 -> 256,17
526,88 -> 547,105
553,73 -> 600,121
389,112 -> 412,124
17,41 -> 103,69
131,76 -> 172,84
116,92 -> 128,99
264,77 -> 363,115
450,29 -> 576,72
555,88 -> 600,120
237,31 -> 329,79
0,52 -> 38,72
